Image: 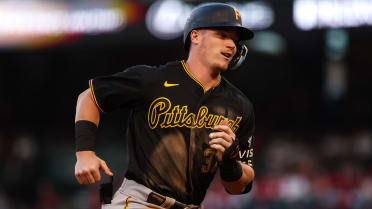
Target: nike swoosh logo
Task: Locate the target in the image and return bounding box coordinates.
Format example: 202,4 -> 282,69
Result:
164,81 -> 179,87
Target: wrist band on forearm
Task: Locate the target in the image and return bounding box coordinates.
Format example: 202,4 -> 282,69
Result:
75,120 -> 97,151
220,159 -> 243,182
219,137 -> 242,182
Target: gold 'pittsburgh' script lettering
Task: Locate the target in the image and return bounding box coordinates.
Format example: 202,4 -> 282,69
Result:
147,97 -> 243,131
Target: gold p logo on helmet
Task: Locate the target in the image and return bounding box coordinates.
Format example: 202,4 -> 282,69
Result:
233,7 -> 240,20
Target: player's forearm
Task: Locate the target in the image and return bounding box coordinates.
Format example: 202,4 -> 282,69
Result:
75,89 -> 101,152
221,162 -> 254,194
75,89 -> 100,125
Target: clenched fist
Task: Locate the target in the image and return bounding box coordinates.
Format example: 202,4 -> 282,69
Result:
209,119 -> 236,162
75,151 -> 113,184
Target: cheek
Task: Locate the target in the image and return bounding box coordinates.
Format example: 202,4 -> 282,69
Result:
208,41 -> 221,55
200,38 -> 223,59
233,46 -> 238,56
201,42 -> 215,57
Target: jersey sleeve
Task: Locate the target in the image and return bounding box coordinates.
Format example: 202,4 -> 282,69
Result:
89,65 -> 153,112
235,104 -> 255,194
236,103 -> 255,167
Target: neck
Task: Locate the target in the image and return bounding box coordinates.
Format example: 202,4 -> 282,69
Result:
185,55 -> 220,91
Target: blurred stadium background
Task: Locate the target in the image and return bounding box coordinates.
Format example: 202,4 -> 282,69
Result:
1,0 -> 372,208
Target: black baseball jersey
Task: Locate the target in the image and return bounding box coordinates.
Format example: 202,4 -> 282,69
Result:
89,60 -> 255,205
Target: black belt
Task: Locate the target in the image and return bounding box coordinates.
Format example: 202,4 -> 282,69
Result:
146,192 -> 202,209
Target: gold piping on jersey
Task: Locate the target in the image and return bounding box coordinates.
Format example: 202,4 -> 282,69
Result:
124,196 -> 131,209
214,75 -> 221,87
181,60 -> 222,93
89,79 -> 104,113
147,97 -> 242,132
181,60 -> 206,92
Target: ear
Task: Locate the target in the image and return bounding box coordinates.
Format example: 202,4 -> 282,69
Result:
189,30 -> 200,45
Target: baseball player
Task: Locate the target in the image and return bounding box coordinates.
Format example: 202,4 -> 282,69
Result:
74,3 -> 255,209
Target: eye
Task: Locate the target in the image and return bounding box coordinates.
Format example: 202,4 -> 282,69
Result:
219,33 -> 227,39
231,35 -> 239,43
233,40 -> 239,47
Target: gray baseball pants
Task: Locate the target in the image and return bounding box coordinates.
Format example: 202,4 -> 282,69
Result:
101,178 -> 165,209
102,178 -> 202,209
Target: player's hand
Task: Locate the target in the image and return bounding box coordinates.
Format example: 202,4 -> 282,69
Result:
209,119 -> 236,162
75,151 -> 113,184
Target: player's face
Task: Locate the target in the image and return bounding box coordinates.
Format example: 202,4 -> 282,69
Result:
198,28 -> 238,71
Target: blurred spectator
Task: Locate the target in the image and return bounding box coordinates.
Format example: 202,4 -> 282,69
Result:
353,131 -> 372,163
1,135 -> 40,208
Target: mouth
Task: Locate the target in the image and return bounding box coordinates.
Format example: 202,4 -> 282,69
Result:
221,52 -> 232,60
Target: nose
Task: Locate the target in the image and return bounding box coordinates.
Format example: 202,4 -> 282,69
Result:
226,39 -> 237,53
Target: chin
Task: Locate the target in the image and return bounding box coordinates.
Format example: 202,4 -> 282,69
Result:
208,58 -> 229,71
222,63 -> 230,70
211,63 -> 226,72
217,61 -> 230,71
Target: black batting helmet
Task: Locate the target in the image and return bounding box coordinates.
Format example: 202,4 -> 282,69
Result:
183,2 -> 254,69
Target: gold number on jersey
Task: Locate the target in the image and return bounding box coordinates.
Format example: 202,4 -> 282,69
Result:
202,148 -> 218,174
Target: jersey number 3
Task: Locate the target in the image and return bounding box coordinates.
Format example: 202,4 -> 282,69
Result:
201,148 -> 218,174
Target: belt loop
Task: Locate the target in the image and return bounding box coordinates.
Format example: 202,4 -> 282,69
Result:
160,196 -> 176,209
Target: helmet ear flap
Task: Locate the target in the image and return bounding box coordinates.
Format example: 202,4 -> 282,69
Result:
229,43 -> 248,70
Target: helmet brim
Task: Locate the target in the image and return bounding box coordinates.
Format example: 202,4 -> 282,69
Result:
183,26 -> 254,54
193,25 -> 254,41
235,26 -> 254,41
